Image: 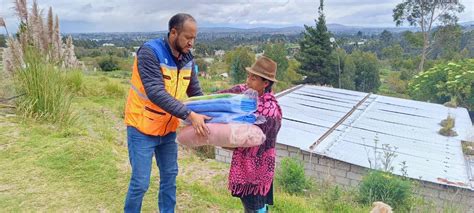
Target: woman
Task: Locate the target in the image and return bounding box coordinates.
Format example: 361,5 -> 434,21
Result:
219,56 -> 282,212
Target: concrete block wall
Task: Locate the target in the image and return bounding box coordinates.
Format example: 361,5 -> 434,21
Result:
215,147 -> 232,163
215,144 -> 474,210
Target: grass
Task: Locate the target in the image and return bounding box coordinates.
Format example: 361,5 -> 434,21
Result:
2,71 -> 344,212
2,69 -> 467,212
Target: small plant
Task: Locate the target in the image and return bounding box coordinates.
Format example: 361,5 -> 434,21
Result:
276,157 -> 312,195
443,99 -> 457,108
358,171 -> 413,211
439,115 -> 457,136
364,134 -> 398,172
399,161 -> 408,177
320,185 -> 352,212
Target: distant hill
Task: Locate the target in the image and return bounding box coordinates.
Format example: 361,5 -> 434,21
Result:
199,26 -> 304,34
200,24 -> 420,35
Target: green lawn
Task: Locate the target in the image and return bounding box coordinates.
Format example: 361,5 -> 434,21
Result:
0,71 -> 374,212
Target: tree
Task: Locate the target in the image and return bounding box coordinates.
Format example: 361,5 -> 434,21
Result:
382,44 -> 404,70
228,47 -> 254,84
379,30 -> 393,45
409,60 -> 474,110
194,57 -> 209,73
285,59 -> 303,83
393,0 -> 465,72
264,43 -> 288,81
336,49 -> 356,90
352,50 -> 380,93
194,43 -> 210,57
431,24 -> 462,60
297,0 -> 335,85
460,30 -> 474,58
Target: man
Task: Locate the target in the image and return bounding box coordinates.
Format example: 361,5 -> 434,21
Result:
124,13 -> 210,213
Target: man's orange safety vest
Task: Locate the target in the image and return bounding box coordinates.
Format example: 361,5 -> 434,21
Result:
124,38 -> 192,136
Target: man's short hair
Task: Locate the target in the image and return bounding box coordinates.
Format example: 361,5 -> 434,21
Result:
168,13 -> 196,32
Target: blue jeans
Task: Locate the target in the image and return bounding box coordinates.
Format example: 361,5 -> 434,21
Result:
124,126 -> 178,213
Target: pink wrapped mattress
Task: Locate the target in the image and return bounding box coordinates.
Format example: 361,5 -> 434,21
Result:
177,123 -> 266,148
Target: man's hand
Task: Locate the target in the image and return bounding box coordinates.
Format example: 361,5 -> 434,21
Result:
188,111 -> 211,137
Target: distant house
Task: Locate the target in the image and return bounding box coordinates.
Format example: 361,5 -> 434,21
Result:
219,72 -> 229,78
216,85 -> 474,209
255,52 -> 264,59
214,50 -> 225,58
203,57 -> 214,64
102,43 -> 115,47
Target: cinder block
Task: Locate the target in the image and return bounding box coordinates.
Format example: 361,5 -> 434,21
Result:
350,179 -> 360,187
215,155 -> 224,162
276,149 -> 289,157
334,160 -> 351,171
304,162 -> 314,171
346,172 -> 363,181
319,158 -> 335,168
306,170 -> 319,179
335,176 -> 350,186
417,186 -> 439,198
314,164 -> 330,173
303,154 -> 311,161
350,165 -> 368,174
276,143 -> 288,150
329,168 -> 347,178
289,152 -> 302,160
287,145 -> 300,153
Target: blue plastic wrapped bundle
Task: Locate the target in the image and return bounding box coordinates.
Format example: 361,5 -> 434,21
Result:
183,89 -> 259,124
199,112 -> 257,124
185,94 -> 257,113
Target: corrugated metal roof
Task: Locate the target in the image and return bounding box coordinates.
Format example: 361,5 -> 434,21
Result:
276,85 -> 474,190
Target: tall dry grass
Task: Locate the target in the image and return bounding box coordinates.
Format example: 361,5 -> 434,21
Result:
2,0 -> 82,125
15,47 -> 76,124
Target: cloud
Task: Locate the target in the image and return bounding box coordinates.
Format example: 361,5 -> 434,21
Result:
0,0 -> 472,33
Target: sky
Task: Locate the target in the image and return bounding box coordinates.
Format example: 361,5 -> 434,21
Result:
1,0 -> 473,33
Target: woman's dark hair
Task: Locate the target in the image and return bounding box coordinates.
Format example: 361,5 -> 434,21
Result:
168,13 -> 196,32
258,76 -> 274,93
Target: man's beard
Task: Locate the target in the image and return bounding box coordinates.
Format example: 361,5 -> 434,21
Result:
173,37 -> 187,55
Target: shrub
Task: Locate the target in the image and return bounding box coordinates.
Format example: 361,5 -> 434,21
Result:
358,171 -> 413,211
98,56 -> 120,72
408,60 -> 474,111
320,185 -> 353,212
65,69 -> 85,94
386,72 -> 407,94
276,157 -> 312,195
104,81 -> 126,98
15,48 -> 76,125
439,115 -> 458,136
